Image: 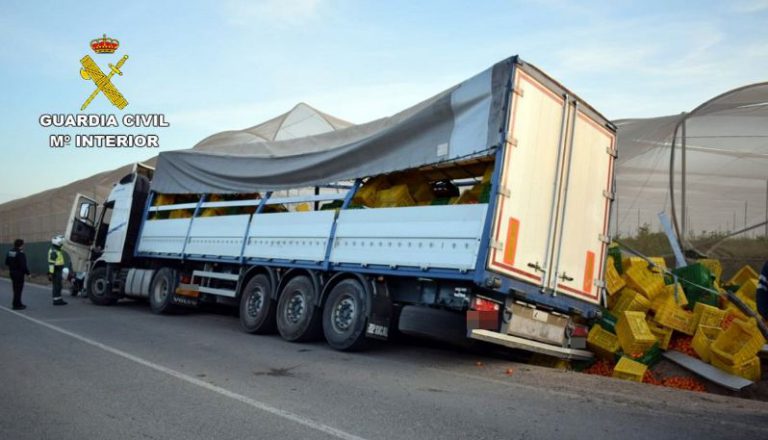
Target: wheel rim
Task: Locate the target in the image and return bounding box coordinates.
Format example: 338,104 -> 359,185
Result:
92,277 -> 108,297
153,278 -> 169,304
246,287 -> 264,318
285,292 -> 305,324
332,295 -> 356,333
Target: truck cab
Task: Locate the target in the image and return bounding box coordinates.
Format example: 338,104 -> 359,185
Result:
64,163 -> 153,294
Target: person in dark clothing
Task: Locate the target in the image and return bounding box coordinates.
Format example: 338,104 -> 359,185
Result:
757,261 -> 768,321
5,238 -> 30,310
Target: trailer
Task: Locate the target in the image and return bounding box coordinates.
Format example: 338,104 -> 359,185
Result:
63,56 -> 616,358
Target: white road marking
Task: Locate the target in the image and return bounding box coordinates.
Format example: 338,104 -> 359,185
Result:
0,302 -> 367,440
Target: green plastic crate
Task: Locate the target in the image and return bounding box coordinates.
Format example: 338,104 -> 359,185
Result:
671,263 -> 718,307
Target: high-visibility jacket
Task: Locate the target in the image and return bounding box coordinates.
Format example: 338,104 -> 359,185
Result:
48,247 -> 65,274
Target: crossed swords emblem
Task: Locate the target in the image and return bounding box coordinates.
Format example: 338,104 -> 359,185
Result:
79,54 -> 129,111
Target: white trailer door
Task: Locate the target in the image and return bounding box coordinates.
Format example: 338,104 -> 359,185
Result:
488,70 -> 567,285
549,110 -> 615,304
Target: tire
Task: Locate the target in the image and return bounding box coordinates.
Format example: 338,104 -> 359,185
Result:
322,278 -> 371,351
87,266 -> 117,306
276,274 -> 323,342
239,274 -> 277,334
149,267 -> 177,314
398,305 -> 470,348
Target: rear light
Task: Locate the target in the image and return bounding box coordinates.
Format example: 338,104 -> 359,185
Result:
571,324 -> 589,338
180,274 -> 191,284
472,297 -> 500,312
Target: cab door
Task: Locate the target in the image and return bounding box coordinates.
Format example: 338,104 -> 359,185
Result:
64,193 -> 98,273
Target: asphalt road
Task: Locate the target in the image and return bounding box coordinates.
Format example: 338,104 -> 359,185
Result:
1,278 -> 767,440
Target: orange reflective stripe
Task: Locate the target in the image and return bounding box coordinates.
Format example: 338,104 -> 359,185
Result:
583,251 -> 596,293
503,218 -> 520,266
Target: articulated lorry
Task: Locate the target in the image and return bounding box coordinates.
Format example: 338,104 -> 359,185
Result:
63,56 -> 616,358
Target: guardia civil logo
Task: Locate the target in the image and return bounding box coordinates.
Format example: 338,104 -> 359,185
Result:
79,34 -> 129,111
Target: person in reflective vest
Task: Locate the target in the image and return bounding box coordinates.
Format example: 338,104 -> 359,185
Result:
48,235 -> 68,306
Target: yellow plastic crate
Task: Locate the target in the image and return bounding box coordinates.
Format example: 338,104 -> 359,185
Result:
710,318 -> 766,366
650,283 -> 687,312
621,257 -> 645,271
647,320 -> 673,350
623,265 -> 665,300
726,265 -> 758,287
587,325 -> 620,360
604,257 -> 626,296
697,259 -> 723,283
692,303 -> 726,329
654,303 -> 694,335
616,311 -> 657,355
711,355 -> 761,382
692,325 -> 722,363
648,257 -> 667,272
611,288 -> 651,315
375,184 -> 415,207
735,279 -> 758,303
724,302 -> 749,321
613,357 -> 647,382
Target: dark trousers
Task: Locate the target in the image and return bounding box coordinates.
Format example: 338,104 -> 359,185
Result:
52,266 -> 63,301
10,275 -> 24,307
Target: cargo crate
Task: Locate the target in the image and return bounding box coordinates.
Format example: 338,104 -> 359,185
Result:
631,343 -> 662,367
651,283 -> 687,312
672,263 -> 718,307
616,311 -> 657,354
735,279 -> 758,303
588,325 -> 620,360
613,357 -> 647,382
647,320 -> 673,350
711,355 -> 761,382
654,303 -> 694,335
697,259 -> 723,283
611,288 -> 651,315
726,265 -> 758,287
623,265 -> 665,300
604,257 -> 625,295
710,318 -> 766,366
692,303 -> 726,329
608,246 -> 623,274
597,309 -> 618,334
691,325 -> 722,363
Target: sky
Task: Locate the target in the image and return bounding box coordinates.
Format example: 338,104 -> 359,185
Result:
0,0 -> 766,204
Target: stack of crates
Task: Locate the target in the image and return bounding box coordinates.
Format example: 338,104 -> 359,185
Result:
597,255 -> 766,384
710,318 -> 766,382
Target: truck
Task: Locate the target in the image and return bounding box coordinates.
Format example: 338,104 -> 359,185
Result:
63,56 -> 616,358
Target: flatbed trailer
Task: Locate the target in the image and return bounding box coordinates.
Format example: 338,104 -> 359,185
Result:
64,56 -> 616,357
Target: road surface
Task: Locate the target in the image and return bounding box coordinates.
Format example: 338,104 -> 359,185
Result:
1,278 -> 766,440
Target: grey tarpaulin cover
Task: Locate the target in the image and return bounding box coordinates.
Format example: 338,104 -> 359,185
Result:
151,58 -> 515,194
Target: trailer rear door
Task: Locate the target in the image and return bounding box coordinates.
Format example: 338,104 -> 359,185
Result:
487,69 -> 567,286
548,109 -> 615,304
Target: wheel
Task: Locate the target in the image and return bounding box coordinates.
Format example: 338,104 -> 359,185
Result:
276,274 -> 323,342
150,267 -> 177,314
239,274 -> 277,334
398,305 -> 470,348
322,278 -> 371,351
87,266 -> 117,305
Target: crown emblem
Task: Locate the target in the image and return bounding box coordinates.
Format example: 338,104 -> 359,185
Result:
90,34 -> 119,54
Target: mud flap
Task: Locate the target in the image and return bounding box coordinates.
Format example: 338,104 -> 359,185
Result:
365,278 -> 392,340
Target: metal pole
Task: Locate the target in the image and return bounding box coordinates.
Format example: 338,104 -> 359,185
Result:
681,117 -> 687,241
765,180 -> 767,237
745,200 -> 748,233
